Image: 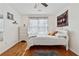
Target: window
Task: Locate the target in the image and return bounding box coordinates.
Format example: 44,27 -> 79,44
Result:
28,17 -> 48,37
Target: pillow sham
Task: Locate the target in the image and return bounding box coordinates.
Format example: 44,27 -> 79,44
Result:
56,33 -> 66,38
48,31 -> 58,36
52,31 -> 58,36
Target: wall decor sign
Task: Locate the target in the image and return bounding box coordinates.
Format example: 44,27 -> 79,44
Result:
13,21 -> 18,24
7,12 -> 14,20
57,10 -> 68,27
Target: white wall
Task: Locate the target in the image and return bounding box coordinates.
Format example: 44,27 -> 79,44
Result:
55,4 -> 79,55
48,16 -> 56,32
0,4 -> 21,54
20,16 -> 29,41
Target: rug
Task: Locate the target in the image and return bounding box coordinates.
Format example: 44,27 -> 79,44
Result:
32,50 -> 59,56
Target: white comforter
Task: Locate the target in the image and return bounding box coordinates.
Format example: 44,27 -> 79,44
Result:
27,35 -> 68,50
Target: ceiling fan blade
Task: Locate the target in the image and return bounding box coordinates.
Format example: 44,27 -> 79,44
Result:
41,3 -> 48,7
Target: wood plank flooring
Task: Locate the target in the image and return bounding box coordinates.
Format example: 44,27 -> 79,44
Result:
0,41 -> 27,56
0,41 -> 77,56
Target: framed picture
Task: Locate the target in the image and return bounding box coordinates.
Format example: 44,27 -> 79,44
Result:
57,10 -> 68,27
7,12 -> 14,20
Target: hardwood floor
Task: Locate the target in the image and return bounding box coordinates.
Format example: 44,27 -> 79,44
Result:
0,41 -> 77,56
0,41 -> 27,56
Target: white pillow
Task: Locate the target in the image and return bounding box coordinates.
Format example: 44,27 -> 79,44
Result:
58,30 -> 68,35
56,33 -> 66,38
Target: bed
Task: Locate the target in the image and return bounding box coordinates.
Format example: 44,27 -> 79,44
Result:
26,30 -> 69,51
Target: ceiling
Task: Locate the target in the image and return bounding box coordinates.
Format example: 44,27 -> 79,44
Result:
9,3 -> 69,16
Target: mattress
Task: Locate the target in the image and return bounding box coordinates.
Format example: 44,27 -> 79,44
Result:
29,35 -> 65,40
28,35 -> 66,46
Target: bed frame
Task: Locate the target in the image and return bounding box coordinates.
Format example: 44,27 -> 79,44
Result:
26,30 -> 69,51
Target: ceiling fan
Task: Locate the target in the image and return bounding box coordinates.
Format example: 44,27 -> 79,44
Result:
34,3 -> 48,8
41,3 -> 48,7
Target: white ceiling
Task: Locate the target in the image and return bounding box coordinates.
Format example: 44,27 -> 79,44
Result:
9,3 -> 69,16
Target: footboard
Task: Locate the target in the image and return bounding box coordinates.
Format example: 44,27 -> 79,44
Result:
26,36 -> 68,51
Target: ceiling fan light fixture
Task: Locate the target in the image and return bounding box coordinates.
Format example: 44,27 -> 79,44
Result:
41,3 -> 48,7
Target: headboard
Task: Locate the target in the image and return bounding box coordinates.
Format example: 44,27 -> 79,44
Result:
56,29 -> 69,40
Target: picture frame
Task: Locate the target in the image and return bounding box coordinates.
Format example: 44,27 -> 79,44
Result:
7,12 -> 14,20
57,10 -> 68,27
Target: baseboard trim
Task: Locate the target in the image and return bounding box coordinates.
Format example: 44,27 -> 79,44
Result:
69,48 -> 78,56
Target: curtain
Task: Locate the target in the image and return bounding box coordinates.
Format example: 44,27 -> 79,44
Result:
28,17 -> 48,37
